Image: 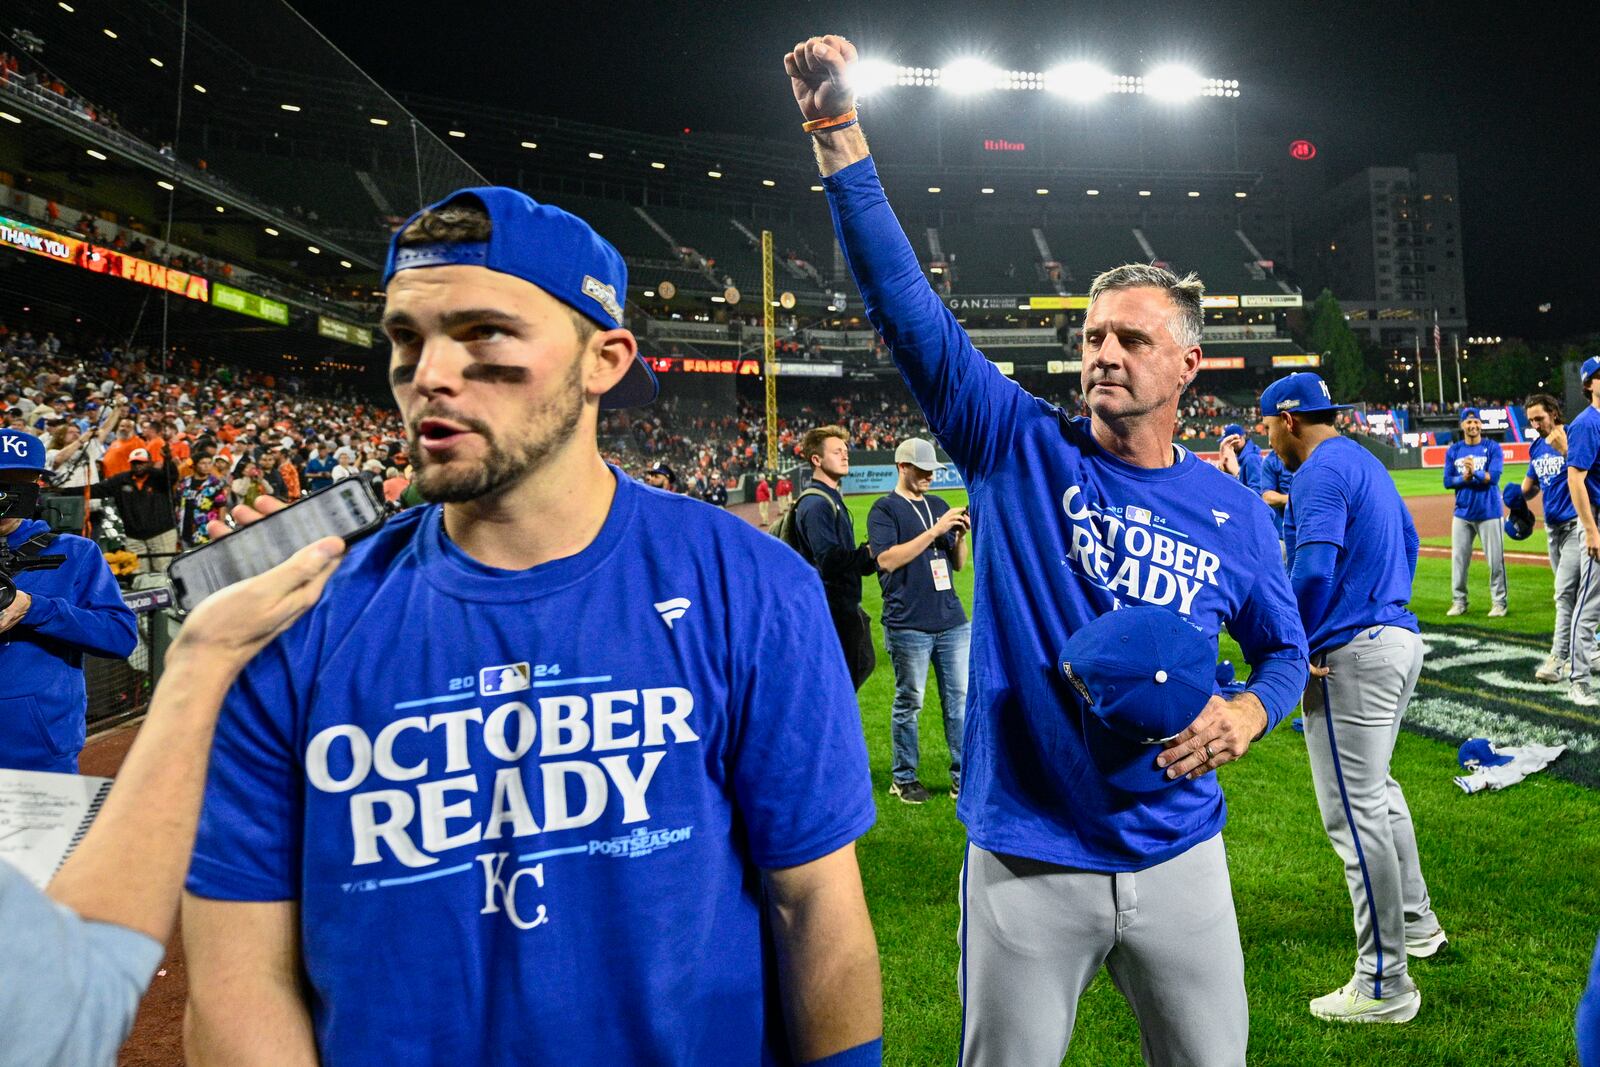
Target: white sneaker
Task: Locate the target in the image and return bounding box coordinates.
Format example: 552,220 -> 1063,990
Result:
1535,656 -> 1567,683
1571,682 -> 1599,708
1446,602 -> 1467,616
1309,980 -> 1421,1023
1406,928 -> 1449,958
1487,604 -> 1508,618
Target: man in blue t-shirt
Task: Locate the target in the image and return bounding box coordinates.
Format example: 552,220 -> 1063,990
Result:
788,35 -> 1307,1066
867,437 -> 971,804
1443,406 -> 1506,616
1255,447 -> 1295,567
1220,422 -> 1263,491
181,188 -> 883,1067
1261,372 -> 1441,1025
1518,394 -> 1581,683
1564,356 -> 1600,706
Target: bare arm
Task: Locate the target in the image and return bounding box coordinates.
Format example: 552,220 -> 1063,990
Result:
763,842 -> 882,1063
1261,490 -> 1289,508
183,896 -> 318,1067
951,526 -> 970,571
1570,466 -> 1599,560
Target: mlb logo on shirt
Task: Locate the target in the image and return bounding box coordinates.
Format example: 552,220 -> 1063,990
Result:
479,662 -> 531,696
1126,505 -> 1152,525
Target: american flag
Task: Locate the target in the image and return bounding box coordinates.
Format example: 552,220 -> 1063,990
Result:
1433,312 -> 1441,356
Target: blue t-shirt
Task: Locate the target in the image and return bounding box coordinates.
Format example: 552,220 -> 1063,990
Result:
1566,406 -> 1600,514
1443,438 -> 1503,520
1288,437 -> 1420,656
867,491 -> 968,632
1526,436 -> 1577,525
186,471 -> 874,1066
1237,440 -> 1264,492
825,156 -> 1307,873
1254,450 -> 1295,547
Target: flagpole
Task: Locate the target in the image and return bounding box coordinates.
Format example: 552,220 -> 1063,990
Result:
1414,333 -> 1424,409
1453,333 -> 1464,406
1433,310 -> 1445,407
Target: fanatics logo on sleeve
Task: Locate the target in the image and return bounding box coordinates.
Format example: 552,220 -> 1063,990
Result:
654,597 -> 691,629
1211,509 -> 1230,526
480,662 -> 532,695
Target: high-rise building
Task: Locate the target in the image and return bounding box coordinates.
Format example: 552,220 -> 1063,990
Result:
1300,153 -> 1467,348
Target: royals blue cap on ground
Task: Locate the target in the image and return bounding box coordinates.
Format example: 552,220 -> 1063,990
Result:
0,429 -> 45,472
1258,372 -> 1353,417
1583,355 -> 1600,383
383,186 -> 658,410
1458,738 -> 1513,769
1057,606 -> 1216,793
1459,406 -> 1481,422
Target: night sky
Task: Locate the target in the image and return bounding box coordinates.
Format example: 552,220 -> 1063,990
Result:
308,0 -> 1599,343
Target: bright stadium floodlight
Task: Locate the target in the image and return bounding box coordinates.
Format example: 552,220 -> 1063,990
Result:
1044,62 -> 1112,100
939,58 -> 1002,95
1145,65 -> 1202,101
848,57 -> 900,99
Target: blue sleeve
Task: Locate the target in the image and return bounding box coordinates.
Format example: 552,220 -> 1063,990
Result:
866,498 -> 899,556
1580,931 -> 1600,1067
1240,450 -> 1263,490
18,543 -> 137,660
824,158 -> 1034,480
1403,508 -> 1420,581
1571,420 -> 1600,473
1290,540 -> 1339,639
1485,441 -> 1503,486
1287,463 -> 1350,551
1442,445 -> 1465,488
0,862 -> 164,1067
1226,519 -> 1309,730
732,563 -> 874,869
797,495 -> 846,558
186,640 -> 303,900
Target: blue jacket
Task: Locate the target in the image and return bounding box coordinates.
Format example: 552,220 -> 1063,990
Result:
0,519 -> 137,773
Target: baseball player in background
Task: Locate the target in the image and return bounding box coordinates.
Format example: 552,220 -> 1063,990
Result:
1443,407 -> 1507,617
1515,394 -> 1579,683
181,188 -> 882,1066
1219,423 -> 1263,490
1255,447 -> 1295,567
1262,372 -> 1443,1024
786,35 -> 1308,1065
1563,356 -> 1600,707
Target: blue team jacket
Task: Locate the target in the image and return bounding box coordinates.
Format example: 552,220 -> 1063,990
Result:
0,519 -> 137,772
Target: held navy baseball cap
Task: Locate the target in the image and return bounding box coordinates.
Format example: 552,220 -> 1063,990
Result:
0,429 -> 45,472
894,437 -> 946,471
1459,406 -> 1481,423
1057,606 -> 1217,794
1258,372 -> 1353,417
383,186 -> 658,410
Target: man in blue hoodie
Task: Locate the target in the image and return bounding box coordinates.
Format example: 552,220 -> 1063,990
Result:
1443,407 -> 1506,616
1220,422 -> 1263,491
0,428 -> 137,773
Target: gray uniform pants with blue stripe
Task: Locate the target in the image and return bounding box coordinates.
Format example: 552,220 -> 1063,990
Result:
1304,626 -> 1438,1000
957,835 -> 1247,1066
1569,510 -> 1600,684
1450,517 -> 1507,608
1547,519 -> 1582,663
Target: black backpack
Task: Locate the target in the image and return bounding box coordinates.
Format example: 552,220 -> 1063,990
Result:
769,486 -> 836,557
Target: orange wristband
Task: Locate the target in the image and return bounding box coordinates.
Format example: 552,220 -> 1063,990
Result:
801,109 -> 858,133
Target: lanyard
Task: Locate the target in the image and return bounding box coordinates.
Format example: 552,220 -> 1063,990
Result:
905,494 -> 941,558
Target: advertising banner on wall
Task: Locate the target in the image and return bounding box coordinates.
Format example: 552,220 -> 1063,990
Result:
0,215 -> 207,302
839,464 -> 967,496
317,315 -> 375,348
213,283 -> 289,325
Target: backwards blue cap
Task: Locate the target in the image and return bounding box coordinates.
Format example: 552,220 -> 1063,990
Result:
384,186 -> 657,410
1583,356 -> 1600,384
1259,372 -> 1352,418
0,429 -> 45,472
1058,606 -> 1217,793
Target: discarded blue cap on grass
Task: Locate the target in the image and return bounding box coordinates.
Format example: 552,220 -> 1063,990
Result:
1458,738 -> 1513,769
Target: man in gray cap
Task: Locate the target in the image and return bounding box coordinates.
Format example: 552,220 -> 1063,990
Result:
867,437 -> 971,803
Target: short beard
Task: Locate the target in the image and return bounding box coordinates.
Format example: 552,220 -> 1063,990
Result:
409,362 -> 585,504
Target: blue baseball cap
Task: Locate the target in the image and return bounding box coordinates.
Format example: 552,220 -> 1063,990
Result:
1259,372 -> 1352,417
1582,356 -> 1600,384
384,186 -> 657,410
0,429 -> 44,472
1057,606 -> 1217,793
1457,738 -> 1513,769
1459,406 -> 1481,422
1222,423 -> 1246,439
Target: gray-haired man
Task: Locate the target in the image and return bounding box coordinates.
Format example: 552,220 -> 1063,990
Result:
867,438 -> 971,804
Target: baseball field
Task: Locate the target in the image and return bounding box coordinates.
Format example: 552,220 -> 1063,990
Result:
91,469 -> 1598,1065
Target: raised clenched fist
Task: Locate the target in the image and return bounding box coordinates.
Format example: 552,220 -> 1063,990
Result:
784,35 -> 858,122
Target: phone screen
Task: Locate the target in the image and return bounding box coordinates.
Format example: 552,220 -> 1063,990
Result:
168,479 -> 385,611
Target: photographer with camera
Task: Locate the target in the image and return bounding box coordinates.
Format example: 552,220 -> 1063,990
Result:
0,428 -> 137,774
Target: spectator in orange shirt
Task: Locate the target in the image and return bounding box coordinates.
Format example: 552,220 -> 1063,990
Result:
381,466 -> 408,503
101,418 -> 149,478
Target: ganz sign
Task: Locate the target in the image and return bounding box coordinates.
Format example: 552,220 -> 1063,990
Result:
945,296 -> 1021,310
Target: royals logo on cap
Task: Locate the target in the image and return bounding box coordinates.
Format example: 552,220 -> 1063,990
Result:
1259,372 -> 1353,418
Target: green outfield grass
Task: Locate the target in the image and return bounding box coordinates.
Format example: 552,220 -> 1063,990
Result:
1389,468 -> 1454,498
1422,529 -> 1551,556
842,490 -> 1596,1065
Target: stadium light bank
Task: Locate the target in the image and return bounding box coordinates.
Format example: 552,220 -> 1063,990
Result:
847,58 -> 1240,100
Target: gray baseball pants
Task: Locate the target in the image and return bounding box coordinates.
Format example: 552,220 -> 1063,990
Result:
958,834 -> 1247,1066
1304,626 -> 1437,1001
1547,519 -> 1582,663
1570,509 -> 1600,684
1450,516 -> 1507,608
